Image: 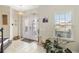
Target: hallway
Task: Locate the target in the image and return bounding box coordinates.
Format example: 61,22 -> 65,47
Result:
4,39 -> 45,53
0,5 -> 79,53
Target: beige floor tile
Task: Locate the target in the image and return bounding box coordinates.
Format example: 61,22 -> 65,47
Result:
4,39 -> 46,53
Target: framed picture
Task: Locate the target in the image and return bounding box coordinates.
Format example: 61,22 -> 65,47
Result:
42,17 -> 48,23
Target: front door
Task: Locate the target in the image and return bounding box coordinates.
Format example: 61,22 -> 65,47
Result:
22,15 -> 38,41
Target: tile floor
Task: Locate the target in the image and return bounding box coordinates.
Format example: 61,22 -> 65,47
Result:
4,39 -> 46,53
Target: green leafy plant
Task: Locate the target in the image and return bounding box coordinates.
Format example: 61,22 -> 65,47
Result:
43,39 -> 72,53
43,40 -> 52,53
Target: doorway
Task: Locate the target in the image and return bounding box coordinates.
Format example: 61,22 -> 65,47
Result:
22,14 -> 38,41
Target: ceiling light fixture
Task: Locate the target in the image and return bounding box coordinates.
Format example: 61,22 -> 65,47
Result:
18,12 -> 24,15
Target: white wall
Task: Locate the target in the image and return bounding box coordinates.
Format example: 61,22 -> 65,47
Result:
10,9 -> 21,39
10,8 -> 17,40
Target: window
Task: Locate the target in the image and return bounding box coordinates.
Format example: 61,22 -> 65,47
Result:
54,12 -> 72,39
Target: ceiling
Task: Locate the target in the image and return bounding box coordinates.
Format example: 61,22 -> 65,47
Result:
9,5 -> 39,11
